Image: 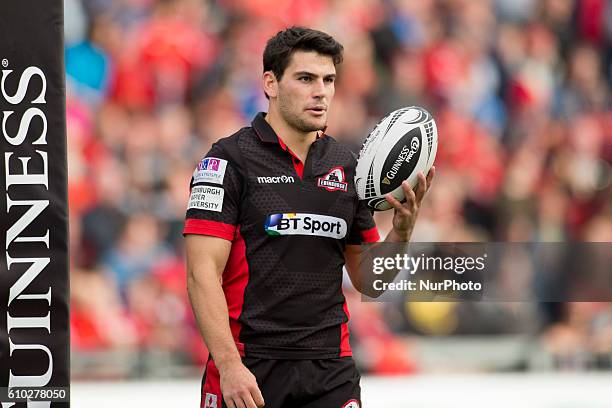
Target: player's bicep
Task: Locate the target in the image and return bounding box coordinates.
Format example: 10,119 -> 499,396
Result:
185,234 -> 232,282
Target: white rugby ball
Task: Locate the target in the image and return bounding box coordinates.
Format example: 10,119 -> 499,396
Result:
355,106 -> 438,211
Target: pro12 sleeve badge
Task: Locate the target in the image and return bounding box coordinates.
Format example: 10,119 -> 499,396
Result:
193,157 -> 228,185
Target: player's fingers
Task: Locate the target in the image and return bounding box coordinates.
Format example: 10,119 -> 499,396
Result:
401,180 -> 417,212
384,193 -> 409,215
232,397 -> 247,408
241,393 -> 258,408
224,397 -> 237,408
415,172 -> 427,204
426,166 -> 436,189
251,386 -> 265,407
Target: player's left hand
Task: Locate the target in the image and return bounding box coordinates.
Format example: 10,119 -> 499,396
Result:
384,166 -> 435,241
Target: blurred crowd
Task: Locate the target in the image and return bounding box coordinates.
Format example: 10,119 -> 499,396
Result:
66,0 -> 612,377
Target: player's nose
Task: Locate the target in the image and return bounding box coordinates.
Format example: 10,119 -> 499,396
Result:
311,78 -> 326,98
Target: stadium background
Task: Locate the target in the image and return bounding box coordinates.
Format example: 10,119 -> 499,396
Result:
64,0 -> 611,405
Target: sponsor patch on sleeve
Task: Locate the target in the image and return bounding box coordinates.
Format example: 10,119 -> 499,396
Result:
193,157 -> 228,185
188,185 -> 224,212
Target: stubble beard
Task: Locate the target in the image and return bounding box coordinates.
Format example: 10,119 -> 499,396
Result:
278,94 -> 326,133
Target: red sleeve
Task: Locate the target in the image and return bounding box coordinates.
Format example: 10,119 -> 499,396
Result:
359,226 -> 380,243
183,219 -> 236,241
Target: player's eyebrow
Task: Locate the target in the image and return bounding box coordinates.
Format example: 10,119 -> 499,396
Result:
293,71 -> 336,79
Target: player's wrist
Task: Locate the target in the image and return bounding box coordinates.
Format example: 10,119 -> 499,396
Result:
388,226 -> 412,242
214,353 -> 243,373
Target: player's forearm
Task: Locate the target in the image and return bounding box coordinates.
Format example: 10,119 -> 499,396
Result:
187,268 -> 242,371
346,239 -> 409,297
384,227 -> 413,243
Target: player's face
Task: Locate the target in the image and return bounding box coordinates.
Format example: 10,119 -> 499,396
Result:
276,51 -> 336,133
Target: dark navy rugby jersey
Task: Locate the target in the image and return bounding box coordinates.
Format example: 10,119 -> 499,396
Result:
184,112 -> 379,359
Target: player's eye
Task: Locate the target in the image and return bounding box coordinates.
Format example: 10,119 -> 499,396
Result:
324,77 -> 335,83
298,76 -> 313,83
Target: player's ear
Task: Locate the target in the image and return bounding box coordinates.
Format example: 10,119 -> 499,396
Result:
263,71 -> 278,99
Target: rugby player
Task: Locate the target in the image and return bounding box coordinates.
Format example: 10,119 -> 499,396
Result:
185,27 -> 434,408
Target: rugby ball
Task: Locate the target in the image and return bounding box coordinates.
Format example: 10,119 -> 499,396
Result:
355,106 -> 437,211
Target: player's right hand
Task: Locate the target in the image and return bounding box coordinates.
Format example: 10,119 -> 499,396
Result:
219,361 -> 265,408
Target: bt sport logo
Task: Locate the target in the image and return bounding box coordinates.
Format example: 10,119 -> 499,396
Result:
264,213 -> 347,239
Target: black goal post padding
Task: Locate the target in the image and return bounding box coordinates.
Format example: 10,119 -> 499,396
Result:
0,1 -> 69,407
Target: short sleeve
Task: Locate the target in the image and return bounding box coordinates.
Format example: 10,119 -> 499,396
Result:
183,144 -> 242,241
346,200 -> 380,244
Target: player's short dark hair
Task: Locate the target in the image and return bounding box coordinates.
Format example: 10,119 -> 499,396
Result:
263,26 -> 344,83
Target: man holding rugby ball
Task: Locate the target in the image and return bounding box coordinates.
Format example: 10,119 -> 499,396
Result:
185,26 -> 434,408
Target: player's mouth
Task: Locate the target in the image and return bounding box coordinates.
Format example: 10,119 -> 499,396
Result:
306,106 -> 327,116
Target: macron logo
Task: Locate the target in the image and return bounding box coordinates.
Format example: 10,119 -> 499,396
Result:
257,175 -> 295,184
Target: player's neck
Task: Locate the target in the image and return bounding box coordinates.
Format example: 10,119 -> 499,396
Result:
265,110 -> 317,162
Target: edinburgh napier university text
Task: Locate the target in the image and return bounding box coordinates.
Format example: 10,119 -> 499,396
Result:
2,65 -> 55,396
